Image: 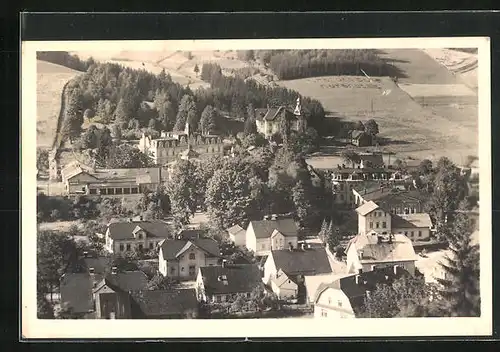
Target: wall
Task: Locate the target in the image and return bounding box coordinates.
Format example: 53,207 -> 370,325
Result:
271,280 -> 298,300
230,232 -> 246,247
346,245 -> 361,274
314,288 -> 355,319
360,261 -> 416,276
263,253 -> 277,284
393,227 -> 430,241
245,224 -> 257,254
359,210 -> 392,235
164,246 -> 219,280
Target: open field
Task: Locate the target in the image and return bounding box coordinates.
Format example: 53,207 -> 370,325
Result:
36,60 -> 82,148
279,49 -> 478,166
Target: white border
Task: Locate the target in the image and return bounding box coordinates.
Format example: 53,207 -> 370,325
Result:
22,37 -> 492,339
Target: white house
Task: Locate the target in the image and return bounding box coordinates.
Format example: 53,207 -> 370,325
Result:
255,98 -> 306,139
345,232 -> 417,276
269,269 -> 298,301
245,215 -> 299,257
227,224 -> 246,247
355,201 -> 392,236
158,238 -> 220,280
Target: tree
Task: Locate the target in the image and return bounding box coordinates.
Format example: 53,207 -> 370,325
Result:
37,231 -> 79,301
244,115 -> 258,136
418,159 -> 433,175
174,94 -> 197,131
111,124 -> 122,140
240,133 -> 267,149
154,92 -> 176,131
199,105 -> 217,135
341,150 -> 360,168
355,120 -> 365,131
61,88 -> 84,143
205,159 -> 265,230
168,160 -> 199,226
105,143 -> 153,168
364,119 -> 379,136
230,294 -> 247,313
292,180 -> 314,228
135,188 -> 170,220
36,148 -> 50,174
37,293 -> 55,319
194,64 -> 200,76
434,203 -> 480,317
146,273 -> 174,291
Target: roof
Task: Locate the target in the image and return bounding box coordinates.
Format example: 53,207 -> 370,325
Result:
82,256 -> 111,275
107,220 -> 172,240
314,266 -> 410,315
160,238 -> 220,260
351,130 -> 366,139
358,188 -> 427,204
59,273 -> 93,314
199,264 -> 262,295
347,233 -> 416,264
249,217 -> 299,239
272,269 -> 295,287
227,224 -> 245,237
61,162 -> 97,182
90,167 -> 161,185
391,213 -> 433,229
355,201 -> 380,216
94,271 -> 149,293
255,106 -> 298,121
304,273 -> 349,301
176,229 -> 208,240
129,289 -> 198,317
269,248 -> 333,276
331,167 -> 393,174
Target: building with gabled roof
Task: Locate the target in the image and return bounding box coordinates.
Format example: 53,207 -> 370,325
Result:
104,219 -> 173,254
345,232 -> 417,276
195,263 -> 263,303
245,215 -> 299,256
314,265 -> 410,318
158,238 -> 220,280
227,224 -> 246,247
352,185 -> 428,215
129,289 -> 199,319
255,98 -> 306,139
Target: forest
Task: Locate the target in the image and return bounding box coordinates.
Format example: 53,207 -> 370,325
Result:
37,51 -> 95,72
241,49 -> 404,80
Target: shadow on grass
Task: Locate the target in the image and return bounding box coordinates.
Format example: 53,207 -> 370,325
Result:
377,136 -> 412,146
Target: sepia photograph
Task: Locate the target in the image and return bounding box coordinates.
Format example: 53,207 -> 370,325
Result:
22,37 -> 491,338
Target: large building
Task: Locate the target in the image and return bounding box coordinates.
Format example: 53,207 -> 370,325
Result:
245,215 -> 299,257
255,97 -> 306,139
61,161 -> 164,197
138,122 -> 224,165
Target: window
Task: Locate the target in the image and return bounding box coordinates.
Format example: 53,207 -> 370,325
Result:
119,244 -> 124,252
369,222 -> 373,229
376,222 -> 379,229
181,267 -> 185,272
410,231 -> 414,237
149,243 -> 154,249
226,295 -> 230,301
382,222 -> 387,228
321,309 -> 328,317
138,244 -> 143,250
328,297 -> 332,304
404,231 -> 408,236
418,231 -> 422,237
189,253 -> 195,260
216,296 -> 222,303
170,267 -> 175,274
101,188 -> 107,195
189,265 -> 196,276
338,300 -> 343,307
123,188 -> 131,194
115,188 -> 123,195
261,243 -> 266,250
340,184 -> 344,191
108,188 -> 115,195
126,244 -> 131,251
246,292 -> 251,298
89,189 -> 97,194
138,233 -> 143,239
131,188 -> 139,194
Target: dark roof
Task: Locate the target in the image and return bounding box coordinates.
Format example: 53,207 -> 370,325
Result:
107,221 -> 172,240
315,266 -> 410,315
249,218 -> 298,239
331,167 -> 394,174
176,229 -> 208,240
59,273 -> 93,314
255,106 -> 298,121
199,264 -> 262,295
360,188 -> 428,204
82,256 -> 111,275
129,289 -> 198,317
160,238 -> 220,260
391,213 -> 433,229
270,248 -> 332,276
351,130 -> 365,139
94,271 -> 149,293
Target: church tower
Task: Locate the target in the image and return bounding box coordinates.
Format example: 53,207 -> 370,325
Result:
293,96 -> 302,116
293,96 -> 306,133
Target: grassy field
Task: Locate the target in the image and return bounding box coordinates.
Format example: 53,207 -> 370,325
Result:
279,49 -> 478,166
36,60 -> 82,149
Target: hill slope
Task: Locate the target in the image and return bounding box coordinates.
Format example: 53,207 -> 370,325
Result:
37,60 -> 82,148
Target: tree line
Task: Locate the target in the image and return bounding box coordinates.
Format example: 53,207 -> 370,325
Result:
245,49 -> 402,80
37,51 -> 95,72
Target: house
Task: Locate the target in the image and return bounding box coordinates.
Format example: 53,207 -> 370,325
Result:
158,238 -> 220,279
175,228 -> 209,241
304,273 -> 350,304
227,224 -> 246,247
314,265 -> 410,318
345,232 -> 417,276
93,270 -> 149,319
60,161 -> 164,197
129,289 -> 199,319
59,273 -> 94,316
138,122 -> 224,165
391,213 -> 433,241
104,219 -> 172,254
195,263 -> 263,303
352,185 -> 427,214
255,98 -> 306,139
350,130 -> 373,147
269,269 -> 298,301
245,215 -> 299,257
355,200 -> 432,242
263,246 -> 334,302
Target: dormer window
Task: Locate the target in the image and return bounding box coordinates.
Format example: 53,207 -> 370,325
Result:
189,253 -> 195,260
138,233 -> 143,240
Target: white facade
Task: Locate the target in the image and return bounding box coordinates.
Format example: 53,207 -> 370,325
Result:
105,228 -> 163,254
158,243 -> 219,279
314,287 -> 356,319
358,209 -> 392,235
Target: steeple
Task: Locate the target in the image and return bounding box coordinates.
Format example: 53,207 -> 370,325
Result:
294,96 -> 302,116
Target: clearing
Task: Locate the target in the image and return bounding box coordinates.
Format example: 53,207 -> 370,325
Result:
36,60 -> 83,149
279,48 -> 478,167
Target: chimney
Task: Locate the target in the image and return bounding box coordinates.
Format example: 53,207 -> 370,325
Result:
301,243 -> 306,251
83,251 -> 89,258
111,266 -> 118,275
222,259 -> 227,268
89,267 -> 95,274
366,290 -> 371,298
139,215 -> 143,221
393,265 -> 399,275
263,215 -> 270,220
288,243 -> 294,251
270,214 -> 278,220
388,234 -> 393,244
358,268 -> 363,275
355,274 -> 361,285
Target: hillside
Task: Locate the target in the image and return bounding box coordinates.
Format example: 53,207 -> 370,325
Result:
37,60 -> 82,148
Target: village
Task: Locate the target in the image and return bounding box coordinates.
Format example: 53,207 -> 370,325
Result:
35,48 -> 480,320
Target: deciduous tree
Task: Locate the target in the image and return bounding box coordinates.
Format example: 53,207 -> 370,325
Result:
364,119 -> 379,136
199,105 -> 217,135
168,160 -> 199,226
